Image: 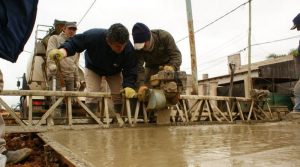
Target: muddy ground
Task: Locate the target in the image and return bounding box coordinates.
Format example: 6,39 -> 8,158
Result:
4,133 -> 45,167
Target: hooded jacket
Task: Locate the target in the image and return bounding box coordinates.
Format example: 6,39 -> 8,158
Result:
135,29 -> 182,85
135,29 -> 182,70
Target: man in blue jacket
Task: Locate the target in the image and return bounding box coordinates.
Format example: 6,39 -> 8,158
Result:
49,23 -> 137,119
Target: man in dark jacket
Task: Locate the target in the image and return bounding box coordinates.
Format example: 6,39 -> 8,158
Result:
49,23 -> 137,117
291,13 -> 300,113
131,22 -> 182,93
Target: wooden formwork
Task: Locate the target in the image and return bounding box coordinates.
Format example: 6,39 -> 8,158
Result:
0,90 -> 275,133
179,95 -> 273,122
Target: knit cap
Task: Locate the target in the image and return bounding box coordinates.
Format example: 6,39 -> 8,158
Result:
132,23 -> 151,50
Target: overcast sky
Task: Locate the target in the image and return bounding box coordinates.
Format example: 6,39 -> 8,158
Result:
0,0 -> 299,106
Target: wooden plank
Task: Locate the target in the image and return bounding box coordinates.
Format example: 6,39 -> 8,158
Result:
77,98 -> 103,126
182,99 -> 189,122
125,99 -> 133,126
142,104 -> 148,123
103,97 -> 110,127
0,90 -> 111,97
67,97 -> 72,126
190,100 -> 201,121
28,96 -> 33,126
210,101 -> 230,122
36,97 -> 63,126
225,101 -> 233,122
205,100 -> 212,122
0,97 -> 26,127
247,100 -> 255,121
236,101 -> 245,121
133,100 -> 140,124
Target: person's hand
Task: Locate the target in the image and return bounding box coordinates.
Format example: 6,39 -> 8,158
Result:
75,81 -> 81,90
163,65 -> 174,71
48,64 -> 57,74
137,86 -> 148,101
123,87 -> 136,98
49,49 -> 65,61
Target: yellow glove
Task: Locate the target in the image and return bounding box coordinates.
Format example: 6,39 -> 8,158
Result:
124,87 -> 136,98
49,49 -> 65,61
163,65 -> 174,71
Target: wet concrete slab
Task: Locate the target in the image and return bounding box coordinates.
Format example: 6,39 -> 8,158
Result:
39,121 -> 300,167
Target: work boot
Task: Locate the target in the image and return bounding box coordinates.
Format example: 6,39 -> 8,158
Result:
4,148 -> 32,164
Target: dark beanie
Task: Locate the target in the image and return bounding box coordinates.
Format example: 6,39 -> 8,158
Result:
132,23 -> 151,43
291,13 -> 300,30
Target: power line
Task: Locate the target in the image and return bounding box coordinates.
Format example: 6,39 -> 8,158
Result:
197,31 -> 247,63
176,0 -> 251,43
77,0 -> 97,26
198,55 -> 227,67
198,57 -> 227,72
193,34 -> 299,69
251,35 -> 300,47
238,35 -> 300,52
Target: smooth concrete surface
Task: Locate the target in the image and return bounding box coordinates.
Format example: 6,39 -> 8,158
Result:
40,121 -> 300,167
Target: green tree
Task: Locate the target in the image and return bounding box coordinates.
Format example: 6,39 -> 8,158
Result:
288,48 -> 298,57
266,53 -> 286,59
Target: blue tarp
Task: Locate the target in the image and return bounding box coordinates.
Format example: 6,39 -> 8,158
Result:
0,0 -> 38,63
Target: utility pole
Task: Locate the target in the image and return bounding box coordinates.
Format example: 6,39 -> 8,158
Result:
185,0 -> 198,95
246,0 -> 253,98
